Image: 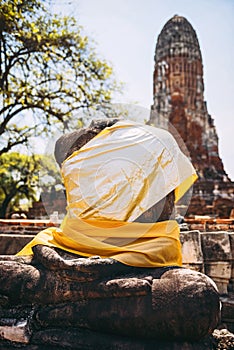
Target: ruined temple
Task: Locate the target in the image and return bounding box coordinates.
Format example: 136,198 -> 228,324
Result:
149,15 -> 234,217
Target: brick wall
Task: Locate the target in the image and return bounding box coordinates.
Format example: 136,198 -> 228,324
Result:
185,218 -> 234,232
0,219 -> 60,255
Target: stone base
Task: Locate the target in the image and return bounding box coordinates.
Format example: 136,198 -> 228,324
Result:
0,327 -> 216,350
0,328 -> 233,350
0,246 -> 224,349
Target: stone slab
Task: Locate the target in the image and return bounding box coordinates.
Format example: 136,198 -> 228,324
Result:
0,234 -> 33,255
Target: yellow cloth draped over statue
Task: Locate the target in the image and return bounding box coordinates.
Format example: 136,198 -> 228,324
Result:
17,121 -> 197,267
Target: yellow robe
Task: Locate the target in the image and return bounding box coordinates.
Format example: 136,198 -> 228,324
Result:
17,121 -> 197,267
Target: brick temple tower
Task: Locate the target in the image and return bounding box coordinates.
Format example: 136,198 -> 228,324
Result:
149,15 -> 234,217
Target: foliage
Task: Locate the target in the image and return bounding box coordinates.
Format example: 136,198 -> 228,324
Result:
0,152 -> 60,218
0,0 -> 118,155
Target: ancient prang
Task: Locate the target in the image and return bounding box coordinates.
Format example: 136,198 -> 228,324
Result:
149,15 -> 234,217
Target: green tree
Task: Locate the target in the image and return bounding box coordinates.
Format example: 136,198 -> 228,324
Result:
0,152 -> 60,218
0,152 -> 38,218
0,0 -> 118,155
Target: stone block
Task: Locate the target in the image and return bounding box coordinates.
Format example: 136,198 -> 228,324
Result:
200,232 -> 232,261
204,262 -> 231,295
180,230 -> 204,272
201,232 -> 232,295
0,320 -> 31,344
220,297 -> 234,333
0,234 -> 33,255
228,233 -> 234,292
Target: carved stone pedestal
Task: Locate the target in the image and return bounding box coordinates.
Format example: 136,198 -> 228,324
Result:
0,246 -> 221,349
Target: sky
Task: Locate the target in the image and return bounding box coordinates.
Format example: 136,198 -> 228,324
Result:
51,0 -> 234,180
